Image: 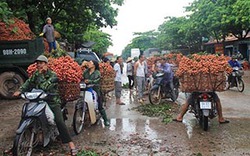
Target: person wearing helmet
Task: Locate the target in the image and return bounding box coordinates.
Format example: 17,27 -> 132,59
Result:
13,55 -> 78,155
228,55 -> 242,88
40,17 -> 57,52
228,55 -> 241,68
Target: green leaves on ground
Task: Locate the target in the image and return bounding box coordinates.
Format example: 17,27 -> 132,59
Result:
132,103 -> 173,124
77,150 -> 99,156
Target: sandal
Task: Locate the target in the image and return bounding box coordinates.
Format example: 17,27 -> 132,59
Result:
70,148 -> 78,156
3,148 -> 13,155
172,119 -> 182,123
219,120 -> 230,124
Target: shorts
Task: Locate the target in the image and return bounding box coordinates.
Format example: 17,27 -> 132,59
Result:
115,81 -> 122,98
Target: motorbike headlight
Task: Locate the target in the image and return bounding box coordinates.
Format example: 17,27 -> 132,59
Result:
25,92 -> 41,100
40,93 -> 48,99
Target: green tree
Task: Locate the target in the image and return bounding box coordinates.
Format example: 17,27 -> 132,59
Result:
0,2 -> 13,23
121,43 -> 133,59
186,0 -> 250,42
229,0 -> 250,38
156,17 -> 185,50
121,30 -> 158,59
6,0 -> 124,42
82,25 -> 113,56
156,17 -> 202,51
132,30 -> 158,51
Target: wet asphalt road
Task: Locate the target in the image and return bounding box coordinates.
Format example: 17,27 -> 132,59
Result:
0,71 -> 249,156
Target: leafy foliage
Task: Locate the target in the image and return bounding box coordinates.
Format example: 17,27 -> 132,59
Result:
0,2 -> 13,23
121,30 -> 157,58
5,0 -> 124,43
82,25 -> 113,55
132,103 -> 174,124
78,149 -> 99,156
187,0 -> 250,41
122,0 -> 250,54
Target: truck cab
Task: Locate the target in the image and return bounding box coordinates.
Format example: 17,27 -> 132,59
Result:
71,41 -> 100,65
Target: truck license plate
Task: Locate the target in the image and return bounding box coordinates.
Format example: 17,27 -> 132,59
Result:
200,101 -> 211,109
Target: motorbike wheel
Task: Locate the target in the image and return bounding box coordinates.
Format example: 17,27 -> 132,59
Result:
201,115 -> 209,131
225,80 -> 230,90
198,112 -> 209,131
12,124 -> 36,156
73,100 -> 87,135
236,78 -> 244,92
171,87 -> 179,102
149,87 -> 162,105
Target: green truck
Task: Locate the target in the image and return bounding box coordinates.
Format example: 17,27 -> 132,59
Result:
0,37 -> 44,99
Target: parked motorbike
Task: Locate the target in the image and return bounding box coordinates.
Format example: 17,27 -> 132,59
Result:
149,71 -> 179,104
73,82 -> 101,135
12,89 -> 68,156
228,67 -> 244,92
189,92 -> 217,131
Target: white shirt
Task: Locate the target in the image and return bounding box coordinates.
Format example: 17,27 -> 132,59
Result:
136,61 -> 145,77
114,63 -> 122,82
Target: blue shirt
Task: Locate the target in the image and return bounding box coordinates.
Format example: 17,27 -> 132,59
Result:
228,60 -> 241,68
159,63 -> 174,81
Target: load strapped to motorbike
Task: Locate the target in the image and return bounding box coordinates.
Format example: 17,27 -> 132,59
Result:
58,82 -> 80,102
176,54 -> 233,92
99,62 -> 116,94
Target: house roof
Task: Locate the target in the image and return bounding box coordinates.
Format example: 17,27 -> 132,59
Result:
204,33 -> 250,45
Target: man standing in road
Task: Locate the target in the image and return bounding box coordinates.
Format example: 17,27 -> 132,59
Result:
134,54 -> 146,103
126,57 -> 134,91
114,56 -> 125,105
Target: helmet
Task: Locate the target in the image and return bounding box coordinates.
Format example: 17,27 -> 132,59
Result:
36,55 -> 48,63
232,55 -> 237,59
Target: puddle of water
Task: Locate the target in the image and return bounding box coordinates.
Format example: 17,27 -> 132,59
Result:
183,113 -> 197,139
109,118 -> 159,140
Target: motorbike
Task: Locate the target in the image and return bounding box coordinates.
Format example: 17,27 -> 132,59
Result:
228,67 -> 244,92
189,92 -> 217,131
149,71 -> 179,105
72,82 -> 101,135
12,89 -> 68,156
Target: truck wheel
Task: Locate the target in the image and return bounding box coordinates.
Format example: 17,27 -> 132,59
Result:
0,72 -> 24,99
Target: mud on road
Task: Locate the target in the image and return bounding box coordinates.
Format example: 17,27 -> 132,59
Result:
0,71 -> 250,156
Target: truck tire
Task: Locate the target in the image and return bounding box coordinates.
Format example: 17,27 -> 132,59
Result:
0,72 -> 24,99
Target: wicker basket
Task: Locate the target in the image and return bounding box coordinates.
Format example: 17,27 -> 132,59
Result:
179,72 -> 227,92
100,78 -> 114,94
58,82 -> 80,102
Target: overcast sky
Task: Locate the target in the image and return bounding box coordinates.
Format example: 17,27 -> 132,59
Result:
102,0 -> 194,55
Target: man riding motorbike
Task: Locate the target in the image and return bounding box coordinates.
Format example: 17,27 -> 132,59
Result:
228,55 -> 242,87
158,57 -> 177,101
11,55 -> 78,155
173,92 -> 229,124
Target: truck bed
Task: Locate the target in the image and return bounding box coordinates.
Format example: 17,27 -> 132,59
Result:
0,38 -> 44,66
